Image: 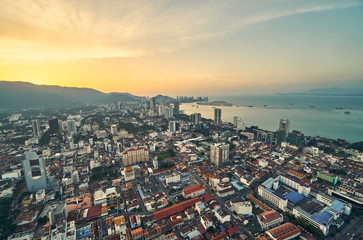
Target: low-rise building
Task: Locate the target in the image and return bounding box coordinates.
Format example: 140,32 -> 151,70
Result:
182,184 -> 205,199
266,222 -> 301,240
257,210 -> 283,230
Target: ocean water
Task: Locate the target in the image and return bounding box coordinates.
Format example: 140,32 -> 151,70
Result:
180,95 -> 363,143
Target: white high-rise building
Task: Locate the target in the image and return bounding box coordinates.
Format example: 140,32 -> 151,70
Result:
72,170 -> 79,184
111,125 -> 118,135
67,120 -> 77,135
32,119 -> 41,138
210,143 -> 229,166
23,152 -> 48,192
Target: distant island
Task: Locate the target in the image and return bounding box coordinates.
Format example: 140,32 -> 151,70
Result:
280,87 -> 363,96
197,101 -> 233,107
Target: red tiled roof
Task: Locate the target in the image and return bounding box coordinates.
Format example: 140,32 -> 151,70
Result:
266,222 -> 301,240
201,193 -> 214,202
211,232 -> 228,240
87,206 -> 101,220
227,226 -> 238,236
198,224 -> 206,234
183,184 -> 204,195
154,197 -> 200,222
258,210 -> 282,224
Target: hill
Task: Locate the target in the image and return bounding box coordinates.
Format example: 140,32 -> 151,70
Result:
281,87 -> 363,96
0,81 -> 142,109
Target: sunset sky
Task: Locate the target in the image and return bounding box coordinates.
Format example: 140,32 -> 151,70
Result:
0,0 -> 362,96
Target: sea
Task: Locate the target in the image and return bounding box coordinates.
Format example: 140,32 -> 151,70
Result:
180,95 -> 363,143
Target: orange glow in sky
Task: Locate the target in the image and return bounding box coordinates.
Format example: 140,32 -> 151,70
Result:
1,0 -> 362,96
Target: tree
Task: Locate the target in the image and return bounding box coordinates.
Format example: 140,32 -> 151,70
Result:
207,226 -> 215,234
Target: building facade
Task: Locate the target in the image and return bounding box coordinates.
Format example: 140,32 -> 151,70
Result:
23,152 -> 48,192
210,143 -> 229,167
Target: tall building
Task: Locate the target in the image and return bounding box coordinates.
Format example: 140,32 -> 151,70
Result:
32,119 -> 41,138
169,121 -> 180,132
278,119 -> 290,144
233,116 -> 239,127
210,143 -> 229,166
191,113 -> 202,124
67,120 -> 77,135
174,101 -> 180,115
151,97 -> 156,114
48,117 -> 59,134
286,130 -> 305,147
122,147 -> 150,166
110,124 -> 118,135
214,108 -> 221,124
165,106 -> 174,119
23,152 -> 48,192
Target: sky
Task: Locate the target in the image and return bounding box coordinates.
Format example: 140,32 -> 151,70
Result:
0,0 -> 363,96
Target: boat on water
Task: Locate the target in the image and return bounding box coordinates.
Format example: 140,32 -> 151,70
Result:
309,105 -> 316,108
336,107 -> 343,110
344,111 -> 351,114
248,105 -> 253,107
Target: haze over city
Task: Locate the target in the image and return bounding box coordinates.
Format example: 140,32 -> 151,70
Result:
1,0 -> 363,96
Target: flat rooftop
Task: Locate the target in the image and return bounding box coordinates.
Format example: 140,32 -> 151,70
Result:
296,197 -> 324,215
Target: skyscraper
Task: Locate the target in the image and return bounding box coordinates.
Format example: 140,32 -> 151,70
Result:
174,101 -> 180,115
23,152 -> 48,192
48,117 -> 59,134
31,119 -> 41,138
191,113 -> 202,124
67,120 -> 77,135
233,116 -> 239,127
210,143 -> 229,167
214,108 -> 221,124
278,119 -> 290,144
151,97 -> 156,114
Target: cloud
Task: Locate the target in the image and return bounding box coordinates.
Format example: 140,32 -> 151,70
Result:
0,0 -> 361,61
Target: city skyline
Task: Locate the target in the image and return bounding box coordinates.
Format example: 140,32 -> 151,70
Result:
0,0 -> 362,96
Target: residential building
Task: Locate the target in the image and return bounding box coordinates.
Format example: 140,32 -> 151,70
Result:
31,119 -> 41,138
182,184 -> 205,198
257,210 -> 283,230
234,201 -> 253,215
214,108 -> 221,124
122,146 -> 149,166
210,143 -> 229,166
191,113 -> 202,124
278,119 -> 289,144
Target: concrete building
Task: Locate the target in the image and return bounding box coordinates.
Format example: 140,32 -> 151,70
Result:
182,184 -> 205,198
278,119 -> 290,144
168,121 -> 180,132
234,201 -> 253,215
266,223 -> 301,240
191,113 -> 202,124
257,210 -> 283,230
48,117 -> 59,134
31,119 -> 41,138
210,143 -> 229,167
49,203 -> 68,225
122,146 -> 149,166
111,124 -> 118,135
23,152 -> 48,192
72,170 -> 79,184
214,108 -> 221,124
67,120 -> 77,135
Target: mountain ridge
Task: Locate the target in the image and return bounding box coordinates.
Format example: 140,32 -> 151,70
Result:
0,81 -> 144,109
280,87 -> 363,96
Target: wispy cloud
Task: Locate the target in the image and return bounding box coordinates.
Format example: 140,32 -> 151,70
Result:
0,0 -> 361,61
